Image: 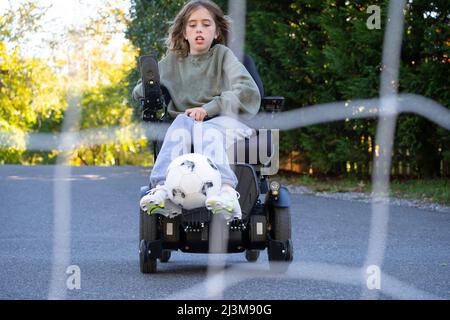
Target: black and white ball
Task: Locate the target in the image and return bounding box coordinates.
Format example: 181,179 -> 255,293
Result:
165,153 -> 221,210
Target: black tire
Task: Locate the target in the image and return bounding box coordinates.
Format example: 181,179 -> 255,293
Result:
139,240 -> 157,274
159,250 -> 171,263
272,207 -> 291,241
139,210 -> 144,243
140,210 -> 158,274
245,250 -> 260,262
268,206 -> 293,273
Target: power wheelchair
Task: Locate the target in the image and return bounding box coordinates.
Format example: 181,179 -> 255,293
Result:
137,53 -> 293,274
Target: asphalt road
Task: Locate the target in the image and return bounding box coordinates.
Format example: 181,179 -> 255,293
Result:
0,165 -> 449,300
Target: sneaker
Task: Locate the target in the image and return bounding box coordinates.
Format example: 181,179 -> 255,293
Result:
205,186 -> 242,221
140,184 -> 169,215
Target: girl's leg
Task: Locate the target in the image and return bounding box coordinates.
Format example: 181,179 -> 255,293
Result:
149,114 -> 195,187
141,114 -> 195,215
194,117 -> 252,219
194,115 -> 254,188
193,120 -> 238,188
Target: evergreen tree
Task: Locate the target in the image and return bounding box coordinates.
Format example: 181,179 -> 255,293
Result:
396,0 -> 450,177
125,0 -> 449,177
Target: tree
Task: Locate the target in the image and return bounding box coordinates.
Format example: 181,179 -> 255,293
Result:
1,0 -> 150,166
0,1 -> 65,164
396,0 -> 450,177
125,0 -> 449,177
63,2 -> 150,166
244,0 -> 448,177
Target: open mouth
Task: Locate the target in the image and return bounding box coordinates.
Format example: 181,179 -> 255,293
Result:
195,36 -> 205,43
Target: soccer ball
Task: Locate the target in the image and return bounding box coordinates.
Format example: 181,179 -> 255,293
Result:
165,153 -> 222,210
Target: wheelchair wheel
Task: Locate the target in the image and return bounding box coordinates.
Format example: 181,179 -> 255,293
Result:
159,250 -> 171,263
268,206 -> 293,273
245,250 -> 260,262
140,210 -> 158,274
273,207 -> 291,239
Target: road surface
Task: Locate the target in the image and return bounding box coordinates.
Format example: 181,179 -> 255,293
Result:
0,165 -> 449,299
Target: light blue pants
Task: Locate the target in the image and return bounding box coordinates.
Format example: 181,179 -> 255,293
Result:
150,114 -> 253,189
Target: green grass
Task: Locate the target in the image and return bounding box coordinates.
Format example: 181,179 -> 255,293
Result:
388,179 -> 450,205
273,172 -> 450,206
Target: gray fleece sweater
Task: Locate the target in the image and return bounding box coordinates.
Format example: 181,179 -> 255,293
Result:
133,44 -> 261,119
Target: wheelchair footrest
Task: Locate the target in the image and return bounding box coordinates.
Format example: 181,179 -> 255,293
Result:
181,207 -> 211,224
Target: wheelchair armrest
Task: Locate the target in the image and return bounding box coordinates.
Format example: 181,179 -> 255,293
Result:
261,96 -> 285,113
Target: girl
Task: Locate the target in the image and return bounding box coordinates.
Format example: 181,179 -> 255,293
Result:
133,0 -> 261,220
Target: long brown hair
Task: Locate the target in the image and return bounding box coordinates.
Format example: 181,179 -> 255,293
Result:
166,0 -> 231,57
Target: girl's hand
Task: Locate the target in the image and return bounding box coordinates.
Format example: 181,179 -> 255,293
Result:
185,107 -> 208,121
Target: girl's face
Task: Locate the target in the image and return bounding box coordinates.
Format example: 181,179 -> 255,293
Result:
185,6 -> 218,55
